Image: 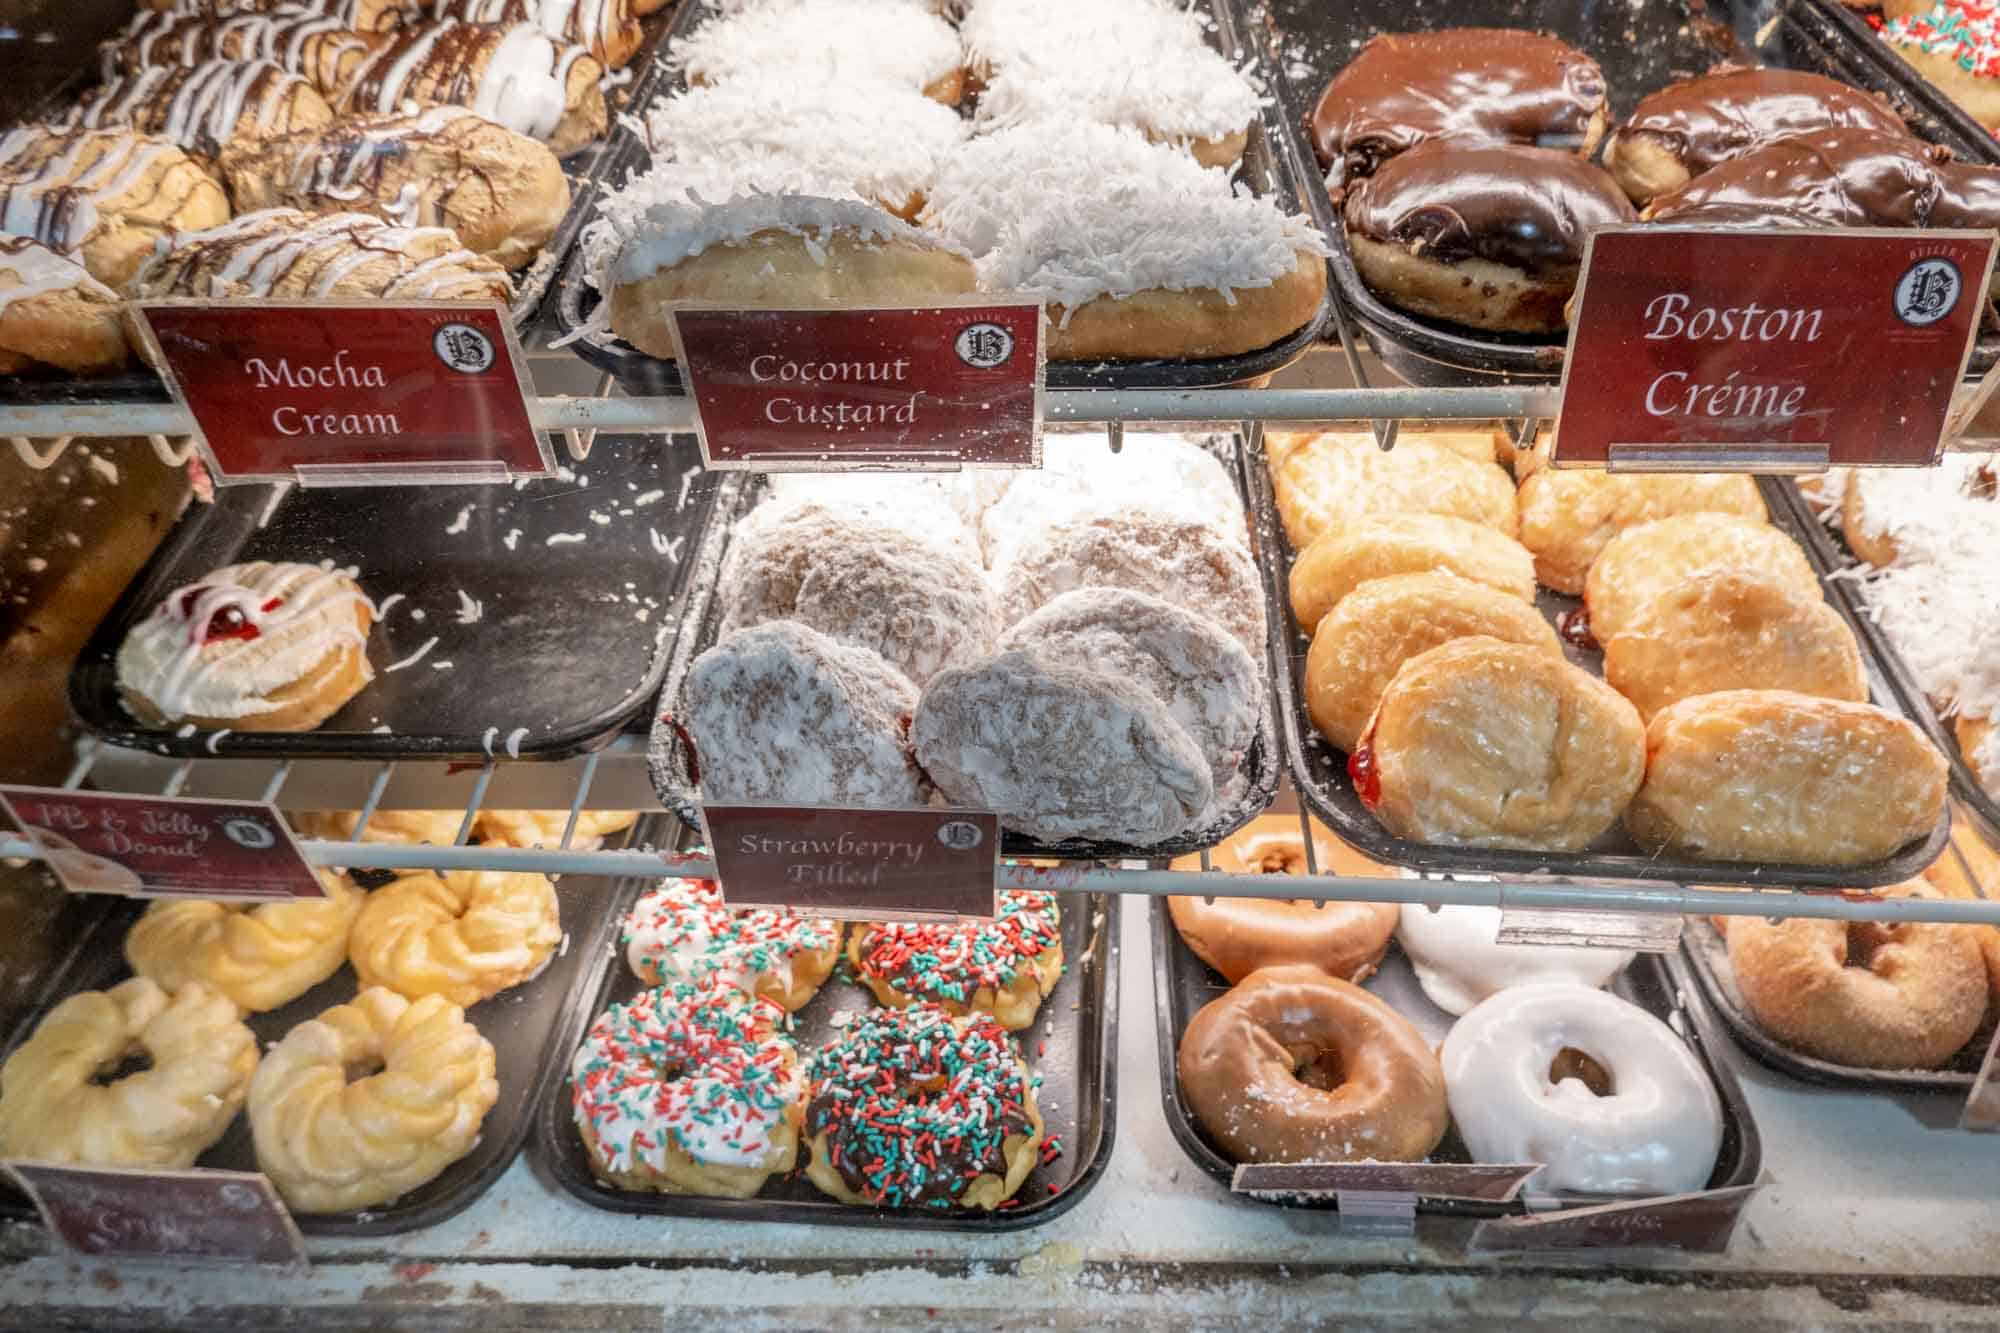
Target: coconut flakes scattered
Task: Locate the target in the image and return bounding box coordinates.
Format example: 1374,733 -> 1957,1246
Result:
672,0 -> 963,94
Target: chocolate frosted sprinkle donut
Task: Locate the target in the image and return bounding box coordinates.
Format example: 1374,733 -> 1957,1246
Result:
1311,28 -> 1607,179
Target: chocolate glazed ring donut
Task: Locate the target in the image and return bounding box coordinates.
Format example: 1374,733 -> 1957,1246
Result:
1175,964 -> 1449,1164
1343,141 -> 1637,334
1603,66 -> 1907,205
1311,28 -> 1608,180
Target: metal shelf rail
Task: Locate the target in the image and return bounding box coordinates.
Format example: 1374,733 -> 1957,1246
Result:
6,738 -> 2000,927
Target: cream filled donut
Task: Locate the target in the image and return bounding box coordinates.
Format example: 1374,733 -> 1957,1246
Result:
115,560 -> 375,731
1439,981 -> 1723,1195
1396,903 -> 1635,1016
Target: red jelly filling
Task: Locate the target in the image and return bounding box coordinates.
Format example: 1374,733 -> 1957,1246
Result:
174,587 -> 283,644
1348,736 -> 1382,809
1555,606 -> 1599,652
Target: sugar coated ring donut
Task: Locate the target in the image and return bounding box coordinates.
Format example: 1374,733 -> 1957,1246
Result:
1176,963 -> 1447,1163
622,877 -> 842,1011
1396,903 -> 1634,1016
571,980 -> 805,1198
124,869 -> 365,1012
1725,895 -> 1988,1069
849,890 -> 1064,1030
348,869 -> 561,1007
1167,828 -> 1397,985
0,977 -> 256,1169
1440,981 -> 1724,1194
804,1003 -> 1044,1210
249,986 -> 497,1212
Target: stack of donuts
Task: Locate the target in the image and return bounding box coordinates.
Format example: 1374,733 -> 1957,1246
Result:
1167,817 -> 1727,1194
0,804 -> 632,1211
569,876 -> 1062,1210
584,0 -> 1328,364
1271,426 -> 1949,863
1312,27 -> 2000,334
678,432 -> 1269,849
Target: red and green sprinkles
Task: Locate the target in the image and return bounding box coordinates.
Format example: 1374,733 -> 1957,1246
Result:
624,876 -> 839,988
1882,2 -> 2000,79
571,979 -> 801,1173
806,1002 -> 1037,1209
856,891 -> 1060,1004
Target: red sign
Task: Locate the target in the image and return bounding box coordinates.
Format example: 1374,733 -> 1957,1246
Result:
1468,1184 -> 1758,1253
132,300 -> 552,485
670,302 -> 1043,470
0,787 -> 325,901
1556,227 -> 1995,469
5,1163 -> 306,1269
698,804 -> 998,921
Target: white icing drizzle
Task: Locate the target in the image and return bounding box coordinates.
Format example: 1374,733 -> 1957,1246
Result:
0,128 -> 176,257
114,560 -> 374,721
104,10 -> 351,82
281,106 -> 479,226
0,237 -> 118,315
339,21 -> 592,144
129,208 -> 509,300
434,0 -> 624,65
57,60 -> 317,159
671,0 -> 963,94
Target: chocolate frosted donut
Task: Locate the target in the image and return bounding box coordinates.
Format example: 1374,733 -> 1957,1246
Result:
1645,127 -> 2000,230
1604,66 -> 1907,204
1343,142 -> 1636,333
1310,29 -> 1607,179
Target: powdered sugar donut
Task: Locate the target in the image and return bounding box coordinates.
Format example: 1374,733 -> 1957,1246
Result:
1002,588 -> 1259,816
719,506 -> 999,688
686,622 -> 928,807
1396,903 -> 1634,1016
761,472 -> 1006,545
720,499 -> 976,641
622,877 -> 842,1011
993,510 -> 1265,653
980,432 -> 1243,566
913,648 -> 1210,843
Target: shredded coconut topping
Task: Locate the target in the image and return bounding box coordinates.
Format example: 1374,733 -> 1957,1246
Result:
973,39 -> 1258,145
672,0 -> 964,94
610,190 -> 958,286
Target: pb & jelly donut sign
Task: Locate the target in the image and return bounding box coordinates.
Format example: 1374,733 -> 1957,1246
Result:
1555,226 -> 1996,470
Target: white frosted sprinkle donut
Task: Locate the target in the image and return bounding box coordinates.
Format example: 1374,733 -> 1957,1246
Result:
1439,981 -> 1723,1195
621,877 -> 842,1011
1396,904 -> 1635,1016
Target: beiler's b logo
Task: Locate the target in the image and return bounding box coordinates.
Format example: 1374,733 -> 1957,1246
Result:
1894,258 -> 1963,327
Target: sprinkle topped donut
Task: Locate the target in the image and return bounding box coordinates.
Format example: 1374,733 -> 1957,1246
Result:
571,981 -> 805,1196
804,1003 -> 1044,1210
849,891 -> 1063,1030
623,877 -> 842,1011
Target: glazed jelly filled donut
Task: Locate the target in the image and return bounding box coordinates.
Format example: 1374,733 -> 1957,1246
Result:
1440,981 -> 1723,1194
1175,963 -> 1447,1164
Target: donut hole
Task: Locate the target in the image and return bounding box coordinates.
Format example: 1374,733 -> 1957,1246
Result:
1549,1046 -> 1615,1097
1286,1042 -> 1346,1092
343,1053 -> 387,1083
91,1043 -> 153,1085
1845,921 -> 1899,969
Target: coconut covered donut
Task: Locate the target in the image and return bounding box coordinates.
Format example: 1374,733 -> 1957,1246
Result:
114,560 -> 375,731
249,986 -> 497,1212
348,869 -> 561,1006
718,506 -> 999,688
673,0 -> 967,104
1515,468 -> 1768,595
571,980 -> 806,1198
0,978 -> 256,1169
1003,588 -> 1261,817
803,1002 -> 1044,1210
622,877 -> 842,1011
1724,882 -> 1987,1068
912,647 -> 1211,844
685,621 -> 929,808
1176,964 -> 1448,1164
992,510 -> 1265,655
1290,513 -> 1537,635
1440,981 -> 1724,1194
125,869 -> 365,1012
1584,513 -> 1819,643
1397,904 -> 1634,1016
849,890 -> 1064,1030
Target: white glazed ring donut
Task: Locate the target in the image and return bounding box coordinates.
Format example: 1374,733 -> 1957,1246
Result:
1396,903 -> 1634,1016
1439,981 -> 1723,1195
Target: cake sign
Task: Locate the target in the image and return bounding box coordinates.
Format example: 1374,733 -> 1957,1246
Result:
0,787 -> 325,901
1555,227 -> 1995,470
670,302 -> 1043,470
4,1162 -> 306,1269
131,299 -> 553,485
697,804 -> 998,920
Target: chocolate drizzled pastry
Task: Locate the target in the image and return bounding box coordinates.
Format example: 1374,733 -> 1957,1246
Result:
1311,29 -> 1607,179
1605,66 -> 1908,204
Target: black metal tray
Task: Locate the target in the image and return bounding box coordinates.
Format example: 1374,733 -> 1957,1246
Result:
67,433 -> 726,760
0,826 -> 653,1235
644,432 -> 1283,860
1152,898 -> 1764,1213
1260,447 -> 1952,886
533,877 -> 1119,1230
1770,477 -> 2000,851
1679,914 -> 1988,1091
544,0 -> 1329,394
1256,0 -> 2000,388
